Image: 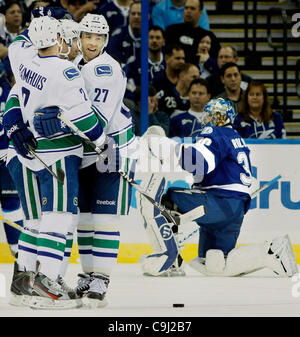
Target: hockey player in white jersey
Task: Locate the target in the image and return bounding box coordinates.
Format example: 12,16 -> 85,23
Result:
139,98 -> 297,278
33,13 -> 139,308
3,16 -> 106,309
75,14 -> 138,308
4,17 -> 85,307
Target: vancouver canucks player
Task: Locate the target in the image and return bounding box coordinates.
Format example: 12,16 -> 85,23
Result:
33,14 -> 139,308
3,16 -> 105,309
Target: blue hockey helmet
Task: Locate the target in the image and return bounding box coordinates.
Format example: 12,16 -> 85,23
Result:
31,6 -> 74,21
203,98 -> 236,127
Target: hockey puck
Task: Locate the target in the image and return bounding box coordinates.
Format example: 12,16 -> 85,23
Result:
173,303 -> 184,308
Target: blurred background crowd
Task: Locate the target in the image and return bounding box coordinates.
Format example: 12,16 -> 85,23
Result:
0,0 -> 298,140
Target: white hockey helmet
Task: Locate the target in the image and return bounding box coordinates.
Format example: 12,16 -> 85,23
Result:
80,13 -> 109,49
58,19 -> 81,57
28,16 -> 59,49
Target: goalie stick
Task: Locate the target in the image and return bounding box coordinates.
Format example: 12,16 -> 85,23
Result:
57,112 -> 188,226
178,174 -> 282,245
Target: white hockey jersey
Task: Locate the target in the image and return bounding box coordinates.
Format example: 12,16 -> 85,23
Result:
80,52 -> 138,160
6,33 -> 102,171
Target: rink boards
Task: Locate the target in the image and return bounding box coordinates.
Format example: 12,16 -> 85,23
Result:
0,139 -> 300,264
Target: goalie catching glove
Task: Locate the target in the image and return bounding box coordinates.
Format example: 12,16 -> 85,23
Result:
142,126 -> 183,164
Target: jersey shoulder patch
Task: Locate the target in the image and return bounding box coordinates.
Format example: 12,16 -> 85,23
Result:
200,126 -> 213,135
63,67 -> 81,81
94,64 -> 113,77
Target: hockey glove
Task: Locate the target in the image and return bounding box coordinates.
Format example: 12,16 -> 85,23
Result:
33,106 -> 70,137
6,121 -> 37,160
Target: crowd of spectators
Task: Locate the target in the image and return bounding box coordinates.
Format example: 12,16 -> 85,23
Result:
0,0 -> 286,140
146,0 -> 286,139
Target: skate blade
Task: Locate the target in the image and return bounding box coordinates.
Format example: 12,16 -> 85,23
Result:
82,296 -> 108,309
9,293 -> 31,307
143,270 -> 186,277
29,296 -> 82,310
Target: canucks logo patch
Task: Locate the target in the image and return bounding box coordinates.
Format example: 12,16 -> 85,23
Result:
63,67 -> 80,80
94,65 -> 112,77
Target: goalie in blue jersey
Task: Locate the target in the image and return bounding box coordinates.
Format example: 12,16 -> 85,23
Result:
139,98 -> 297,277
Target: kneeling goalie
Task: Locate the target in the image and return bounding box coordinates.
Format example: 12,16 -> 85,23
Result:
138,98 -> 298,278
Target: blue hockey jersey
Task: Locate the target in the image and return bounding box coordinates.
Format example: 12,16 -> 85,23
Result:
180,125 -> 252,199
0,74 -> 11,158
233,112 -> 286,139
95,0 -> 130,36
0,123 -> 8,159
170,110 -> 204,137
106,25 -> 140,67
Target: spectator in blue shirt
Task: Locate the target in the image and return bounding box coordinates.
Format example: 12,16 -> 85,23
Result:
170,78 -> 211,137
124,25 -> 166,101
94,0 -> 131,36
233,81 -> 286,139
151,0 -> 210,31
131,84 -> 170,136
107,0 -> 141,67
196,33 -> 219,79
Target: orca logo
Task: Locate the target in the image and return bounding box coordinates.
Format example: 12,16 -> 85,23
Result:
159,224 -> 173,240
63,67 -> 80,81
95,65 -> 112,77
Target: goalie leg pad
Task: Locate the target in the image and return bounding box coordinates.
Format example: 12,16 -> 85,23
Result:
189,235 -> 298,277
188,245 -> 266,277
141,217 -> 178,276
266,234 -> 298,277
138,173 -> 168,251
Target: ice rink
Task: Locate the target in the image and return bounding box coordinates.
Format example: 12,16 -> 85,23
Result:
1,262 -> 300,318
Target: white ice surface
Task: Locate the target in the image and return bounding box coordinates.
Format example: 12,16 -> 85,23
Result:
0,263 -> 300,317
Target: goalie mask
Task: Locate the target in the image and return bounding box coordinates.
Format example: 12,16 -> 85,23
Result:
79,13 -> 109,54
202,98 -> 236,127
58,19 -> 81,58
28,16 -> 59,49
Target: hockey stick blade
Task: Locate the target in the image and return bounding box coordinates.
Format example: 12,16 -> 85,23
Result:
178,205 -> 205,225
27,145 -> 65,185
56,113 -> 179,227
250,174 -> 282,198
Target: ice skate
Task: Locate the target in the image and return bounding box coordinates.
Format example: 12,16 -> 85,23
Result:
9,260 -> 34,307
57,274 -> 81,299
83,272 -> 110,308
30,272 -> 82,309
75,272 -> 93,297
